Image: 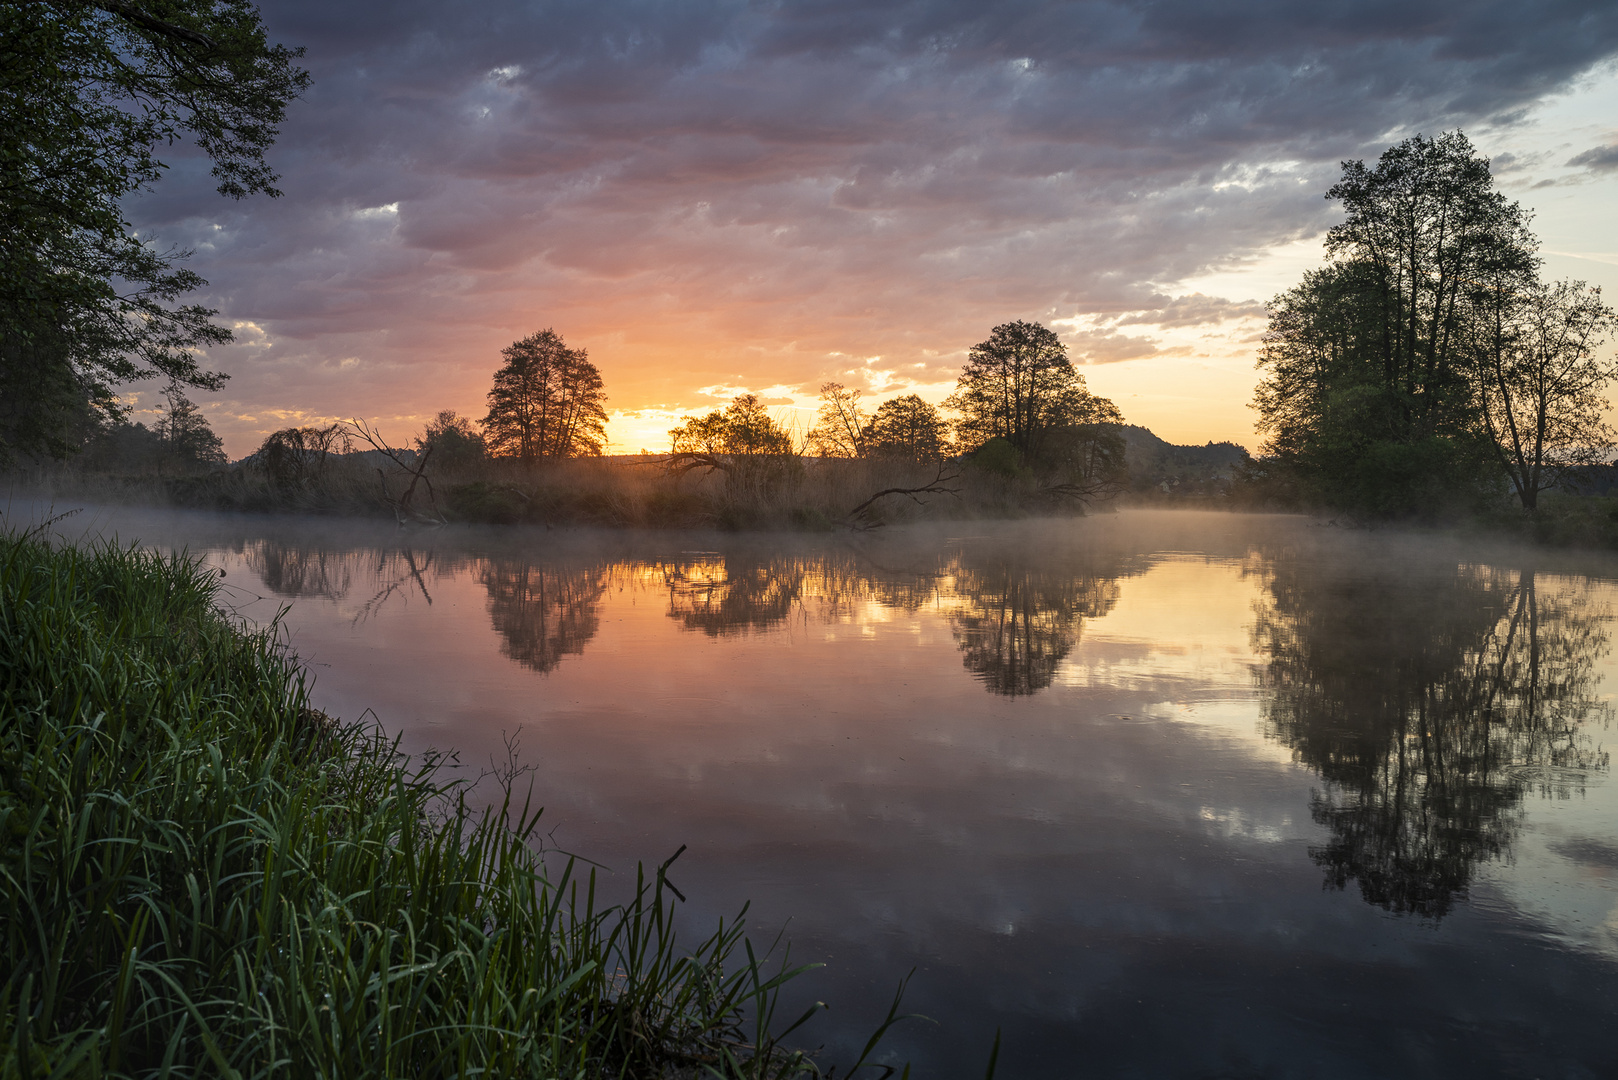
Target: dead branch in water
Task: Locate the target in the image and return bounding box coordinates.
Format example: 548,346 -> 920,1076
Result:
347,418 -> 446,525
845,462 -> 961,527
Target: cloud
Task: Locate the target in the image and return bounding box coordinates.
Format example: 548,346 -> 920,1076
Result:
1113,294 -> 1269,329
1568,143 -> 1618,170
1066,329 -> 1163,364
119,0 -> 1618,452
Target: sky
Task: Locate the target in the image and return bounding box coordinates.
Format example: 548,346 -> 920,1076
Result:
126,0 -> 1618,457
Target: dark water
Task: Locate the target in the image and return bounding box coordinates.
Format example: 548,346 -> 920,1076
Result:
17,504 -> 1618,1078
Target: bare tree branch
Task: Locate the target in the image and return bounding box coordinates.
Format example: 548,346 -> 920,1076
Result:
845,462 -> 962,526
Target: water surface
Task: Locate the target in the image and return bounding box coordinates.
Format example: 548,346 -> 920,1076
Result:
20,505 -> 1618,1078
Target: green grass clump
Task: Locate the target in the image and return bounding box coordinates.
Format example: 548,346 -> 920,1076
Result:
0,533 -> 872,1078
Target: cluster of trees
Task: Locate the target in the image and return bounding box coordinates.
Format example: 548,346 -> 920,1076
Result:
667,319 -> 1129,501
75,380 -> 228,475
799,321 -> 1124,477
1254,131 -> 1618,514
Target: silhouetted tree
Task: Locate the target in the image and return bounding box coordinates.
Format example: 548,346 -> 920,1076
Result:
946,320 -> 1120,461
153,380 -> 226,471
1466,279 -> 1618,511
1253,132 -> 1540,513
667,394 -> 800,514
669,394 -> 795,458
805,383 -> 869,458
417,409 -> 487,471
483,329 -> 608,462
864,394 -> 948,462
255,424 -> 347,491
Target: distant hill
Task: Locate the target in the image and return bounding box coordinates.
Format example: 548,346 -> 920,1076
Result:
1107,424 -> 1250,496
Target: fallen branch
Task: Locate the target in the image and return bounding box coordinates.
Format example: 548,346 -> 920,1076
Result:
1036,476 -> 1125,504
348,418 -> 446,525
845,463 -> 961,526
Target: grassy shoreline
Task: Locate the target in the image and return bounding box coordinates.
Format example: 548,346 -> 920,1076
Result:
0,532 -> 904,1077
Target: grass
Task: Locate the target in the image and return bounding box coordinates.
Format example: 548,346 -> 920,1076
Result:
0,531 -> 917,1078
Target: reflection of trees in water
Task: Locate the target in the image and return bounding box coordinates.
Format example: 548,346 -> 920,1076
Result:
656,544 -> 1128,696
660,556 -> 804,636
353,548 -> 444,621
482,561 -> 608,672
243,540 -> 464,624
659,548 -> 945,636
243,541 -> 354,600
1255,560 -> 1611,918
945,555 -> 1123,697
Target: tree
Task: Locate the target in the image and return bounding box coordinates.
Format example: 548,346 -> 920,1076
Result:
254,423 -> 346,490
1466,280 -> 1618,511
668,394 -> 794,459
804,383 -> 868,458
153,379 -> 226,469
0,1 -> 308,463
666,394 -> 799,510
945,320 -> 1119,463
417,409 -> 487,471
482,330 -> 608,461
864,394 -> 948,461
1254,131 -> 1538,513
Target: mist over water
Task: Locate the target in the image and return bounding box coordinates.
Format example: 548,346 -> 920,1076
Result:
14,503 -> 1618,1078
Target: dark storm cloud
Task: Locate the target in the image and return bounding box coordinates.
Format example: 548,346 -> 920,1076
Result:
126,0 -> 1618,448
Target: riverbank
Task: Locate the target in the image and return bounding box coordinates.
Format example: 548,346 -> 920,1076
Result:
0,531 -> 904,1076
11,452 -> 1102,531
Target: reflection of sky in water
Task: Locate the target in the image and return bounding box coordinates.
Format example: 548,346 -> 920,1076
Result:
15,503 -> 1618,1078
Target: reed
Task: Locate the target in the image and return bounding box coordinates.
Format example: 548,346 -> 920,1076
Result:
0,532 -> 907,1077
23,452 -> 1092,531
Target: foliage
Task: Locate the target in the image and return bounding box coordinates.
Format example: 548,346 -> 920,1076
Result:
1250,131 -> 1605,516
669,394 -> 796,459
966,437 -> 1031,480
153,379 -> 227,470
1466,279 -> 1618,511
864,394 -> 948,462
944,321 -> 1125,503
0,0 -> 308,463
668,395 -> 800,521
804,383 -> 868,458
254,423 -> 347,490
483,329 -> 608,462
945,320 -> 1121,463
0,532 -> 893,1077
416,408 -> 487,471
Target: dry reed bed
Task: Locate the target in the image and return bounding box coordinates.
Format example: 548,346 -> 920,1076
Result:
23,454 -> 1095,530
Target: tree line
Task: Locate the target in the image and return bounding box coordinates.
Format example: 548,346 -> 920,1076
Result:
409,317 -> 1129,505
1253,131 -> 1618,515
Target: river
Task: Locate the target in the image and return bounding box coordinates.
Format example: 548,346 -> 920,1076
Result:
16,503 -> 1618,1078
